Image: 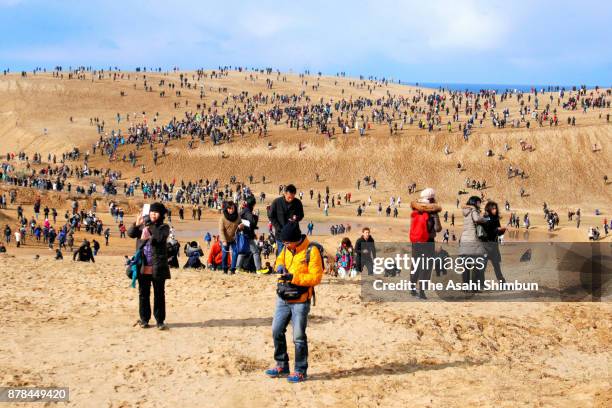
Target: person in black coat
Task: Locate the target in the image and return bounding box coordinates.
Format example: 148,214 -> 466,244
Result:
237,195 -> 264,272
354,227 -> 376,275
128,202 -> 170,330
268,184 -> 304,255
482,201 -> 506,283
73,239 -> 95,262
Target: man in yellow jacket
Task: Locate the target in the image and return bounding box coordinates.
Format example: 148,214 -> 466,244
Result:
265,222 -> 323,383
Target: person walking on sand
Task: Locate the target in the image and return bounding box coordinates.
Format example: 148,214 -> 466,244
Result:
219,201 -> 242,274
268,184 -> 304,255
409,188 -> 442,299
355,227 -> 376,275
128,202 -> 171,330
265,223 -> 323,383
482,201 -> 506,283
459,196 -> 487,290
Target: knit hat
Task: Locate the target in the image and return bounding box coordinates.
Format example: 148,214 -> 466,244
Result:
150,202 -> 167,216
280,222 -> 302,243
419,188 -> 436,203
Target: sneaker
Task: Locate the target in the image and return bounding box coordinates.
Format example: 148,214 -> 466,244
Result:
136,320 -> 150,328
264,367 -> 289,378
157,323 -> 169,331
287,372 -> 307,383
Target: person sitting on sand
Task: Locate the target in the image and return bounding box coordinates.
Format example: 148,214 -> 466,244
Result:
183,241 -> 204,269
207,235 -> 226,270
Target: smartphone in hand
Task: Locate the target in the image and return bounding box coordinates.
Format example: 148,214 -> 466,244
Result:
142,204 -> 151,216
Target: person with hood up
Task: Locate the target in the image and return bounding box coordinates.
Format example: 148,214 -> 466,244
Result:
128,202 -> 171,330
219,201 -> 243,274
207,235 -> 226,270
459,196 -> 487,290
167,234 -> 180,268
183,241 -> 205,269
409,188 -> 442,299
73,239 -> 95,262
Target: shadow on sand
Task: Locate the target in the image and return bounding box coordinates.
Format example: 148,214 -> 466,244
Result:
312,359 -> 488,381
169,314 -> 334,329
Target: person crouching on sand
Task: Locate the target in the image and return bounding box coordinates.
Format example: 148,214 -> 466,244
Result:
265,222 -> 323,383
128,202 -> 171,330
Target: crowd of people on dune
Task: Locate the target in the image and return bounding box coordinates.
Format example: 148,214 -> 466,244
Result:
1,67 -> 611,288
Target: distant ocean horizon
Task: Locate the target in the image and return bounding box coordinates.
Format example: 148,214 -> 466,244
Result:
412,82 -> 598,93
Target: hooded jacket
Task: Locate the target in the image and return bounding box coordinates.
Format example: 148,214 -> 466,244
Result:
410,201 -> 442,241
219,206 -> 241,243
240,205 -> 259,240
459,206 -> 486,256
207,240 -> 227,265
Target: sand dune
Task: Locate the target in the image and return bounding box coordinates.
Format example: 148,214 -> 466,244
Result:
0,70 -> 611,407
0,256 -> 610,407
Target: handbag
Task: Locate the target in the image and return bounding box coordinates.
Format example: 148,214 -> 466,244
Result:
476,224 -> 487,240
236,231 -> 251,255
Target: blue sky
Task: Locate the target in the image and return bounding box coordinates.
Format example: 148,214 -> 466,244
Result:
1,0 -> 610,85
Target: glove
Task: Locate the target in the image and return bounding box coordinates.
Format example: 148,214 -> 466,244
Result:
280,273 -> 293,282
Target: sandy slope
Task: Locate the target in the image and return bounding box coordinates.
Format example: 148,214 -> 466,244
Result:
0,255 -> 610,408
0,70 -> 611,407
1,71 -> 610,211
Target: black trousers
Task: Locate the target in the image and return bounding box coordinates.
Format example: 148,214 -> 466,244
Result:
411,242 -> 435,291
138,275 -> 166,324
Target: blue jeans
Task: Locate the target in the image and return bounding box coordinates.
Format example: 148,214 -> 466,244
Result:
272,297 -> 310,374
221,241 -> 238,271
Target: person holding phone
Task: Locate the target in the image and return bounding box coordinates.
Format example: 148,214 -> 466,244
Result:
128,202 -> 171,330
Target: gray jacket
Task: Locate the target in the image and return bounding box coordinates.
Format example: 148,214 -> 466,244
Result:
459,206 -> 486,256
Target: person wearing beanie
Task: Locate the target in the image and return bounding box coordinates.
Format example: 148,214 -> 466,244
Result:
409,187 -> 442,299
236,195 -> 265,273
128,202 -> 171,330
265,222 -> 324,383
